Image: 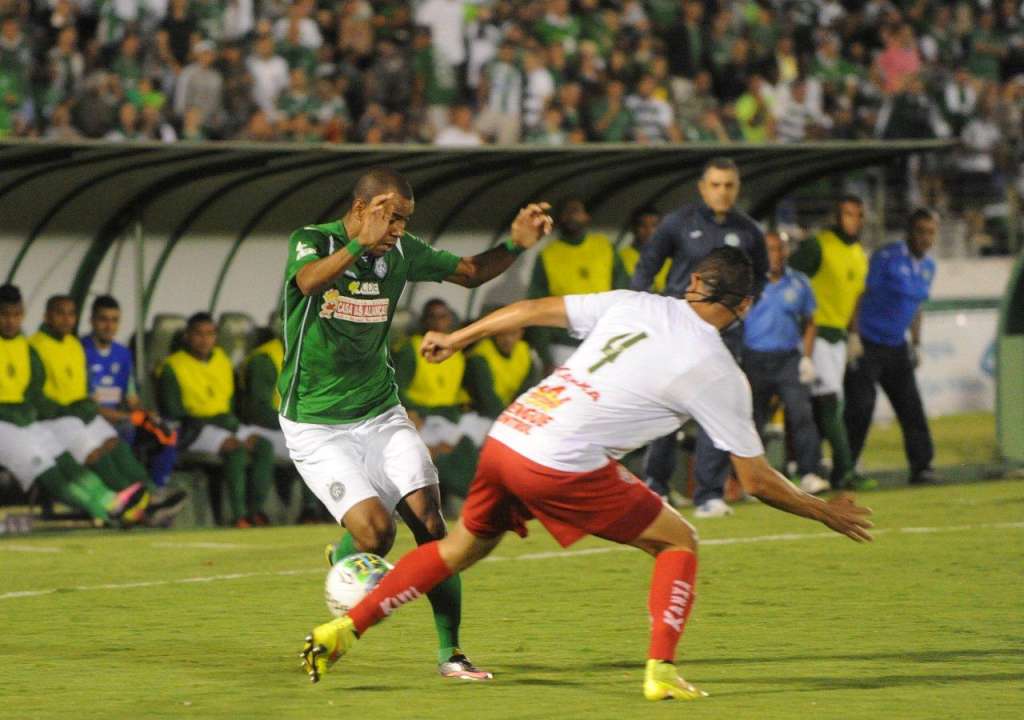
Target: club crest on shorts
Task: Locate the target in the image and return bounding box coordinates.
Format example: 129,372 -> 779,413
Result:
724,232 -> 740,247
373,257 -> 388,278
329,482 -> 345,501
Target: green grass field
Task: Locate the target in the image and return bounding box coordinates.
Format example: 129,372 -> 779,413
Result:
2,479 -> 1022,719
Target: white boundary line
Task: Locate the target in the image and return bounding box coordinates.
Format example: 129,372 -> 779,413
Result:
2,521 -> 1022,602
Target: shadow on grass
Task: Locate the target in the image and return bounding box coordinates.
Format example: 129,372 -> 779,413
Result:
659,648 -> 1021,667
712,670 -> 1024,697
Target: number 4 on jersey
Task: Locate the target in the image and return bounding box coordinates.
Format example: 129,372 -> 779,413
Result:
588,332 -> 648,373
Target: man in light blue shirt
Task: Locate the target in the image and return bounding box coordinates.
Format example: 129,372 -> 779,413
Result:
742,231 -> 828,494
844,209 -> 939,485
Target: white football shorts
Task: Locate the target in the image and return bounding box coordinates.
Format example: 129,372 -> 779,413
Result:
279,404 -> 438,523
0,420 -> 65,490
40,415 -> 118,464
809,336 -> 847,399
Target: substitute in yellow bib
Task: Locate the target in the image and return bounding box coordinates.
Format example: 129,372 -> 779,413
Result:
620,206 -> 671,294
789,195 -> 872,491
30,295 -> 154,511
527,198 -> 630,371
464,306 -> 540,419
395,299 -> 485,499
159,312 -> 275,527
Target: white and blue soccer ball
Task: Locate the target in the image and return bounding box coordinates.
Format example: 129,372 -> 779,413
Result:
324,552 -> 393,617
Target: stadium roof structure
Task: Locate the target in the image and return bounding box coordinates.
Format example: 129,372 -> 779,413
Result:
1,138 -> 954,316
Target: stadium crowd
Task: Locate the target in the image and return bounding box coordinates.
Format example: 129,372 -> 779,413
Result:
0,1 -> 1021,156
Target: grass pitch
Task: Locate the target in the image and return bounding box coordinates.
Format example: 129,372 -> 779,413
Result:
2,479 -> 1022,720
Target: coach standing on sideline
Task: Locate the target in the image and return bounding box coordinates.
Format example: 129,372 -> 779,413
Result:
631,157 -> 768,518
844,209 -> 941,486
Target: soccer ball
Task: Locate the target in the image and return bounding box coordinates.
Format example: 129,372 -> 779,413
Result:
324,552 -> 393,617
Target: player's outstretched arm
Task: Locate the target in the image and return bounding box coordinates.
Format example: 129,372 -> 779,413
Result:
446,203 -> 553,288
730,454 -> 874,543
420,297 -> 567,363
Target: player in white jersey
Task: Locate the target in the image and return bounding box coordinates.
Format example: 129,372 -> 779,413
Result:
300,247 -> 873,700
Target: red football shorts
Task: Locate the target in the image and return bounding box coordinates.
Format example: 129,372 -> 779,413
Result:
460,438 -> 665,548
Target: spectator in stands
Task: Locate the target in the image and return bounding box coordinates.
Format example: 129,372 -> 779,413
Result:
0,285 -> 147,526
156,0 -> 198,80
104,101 -> 142,141
476,39 -> 523,145
29,295 -> 160,517
158,312 -> 276,527
626,72 -> 681,144
845,209 -> 941,486
662,0 -> 709,99
247,33 -> 289,117
775,78 -> 832,143
521,48 -> 555,136
589,78 -> 632,142
629,157 -> 767,518
943,67 -> 980,136
789,196 -> 870,491
875,23 -> 922,94
173,39 -> 224,134
527,198 -> 629,371
876,75 -> 951,140
434,103 -> 484,146
82,295 -> 181,495
44,26 -> 85,118
620,205 -> 669,293
412,25 -> 459,138
735,74 -> 775,142
742,231 -> 827,495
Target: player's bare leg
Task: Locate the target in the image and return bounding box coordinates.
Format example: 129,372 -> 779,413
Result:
630,504 -> 708,701
301,521 -> 501,683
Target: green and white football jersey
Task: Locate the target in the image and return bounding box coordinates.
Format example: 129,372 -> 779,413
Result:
277,221 -> 460,424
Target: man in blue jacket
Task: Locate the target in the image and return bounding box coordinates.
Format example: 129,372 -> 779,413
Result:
844,209 -> 940,485
630,157 -> 768,517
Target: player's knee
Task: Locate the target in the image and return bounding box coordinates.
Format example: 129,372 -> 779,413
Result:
219,436 -> 242,454
350,519 -> 397,556
421,511 -> 447,541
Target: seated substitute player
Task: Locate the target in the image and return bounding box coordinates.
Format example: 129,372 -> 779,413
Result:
299,247 -> 873,699
0,285 -> 146,525
463,304 -> 540,419
30,295 -> 155,514
236,315 -> 325,523
279,166 -> 552,681
158,312 -> 276,527
83,294 -> 185,526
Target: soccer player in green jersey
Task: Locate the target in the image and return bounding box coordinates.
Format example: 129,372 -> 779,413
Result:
282,166 -> 552,682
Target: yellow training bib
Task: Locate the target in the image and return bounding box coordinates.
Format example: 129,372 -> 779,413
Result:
540,234 -> 616,296
163,347 -> 234,417
30,331 -> 88,406
469,337 -> 532,406
404,334 -> 466,408
0,335 -> 31,404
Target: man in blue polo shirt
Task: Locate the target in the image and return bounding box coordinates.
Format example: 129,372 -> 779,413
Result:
743,231 -> 828,494
844,209 -> 940,485
631,157 -> 768,518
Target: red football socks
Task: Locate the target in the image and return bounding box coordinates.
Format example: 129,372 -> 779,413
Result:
347,541 -> 453,635
647,549 -> 698,662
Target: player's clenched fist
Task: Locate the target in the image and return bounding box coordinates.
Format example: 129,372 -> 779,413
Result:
508,202 -> 554,250
420,331 -> 459,364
